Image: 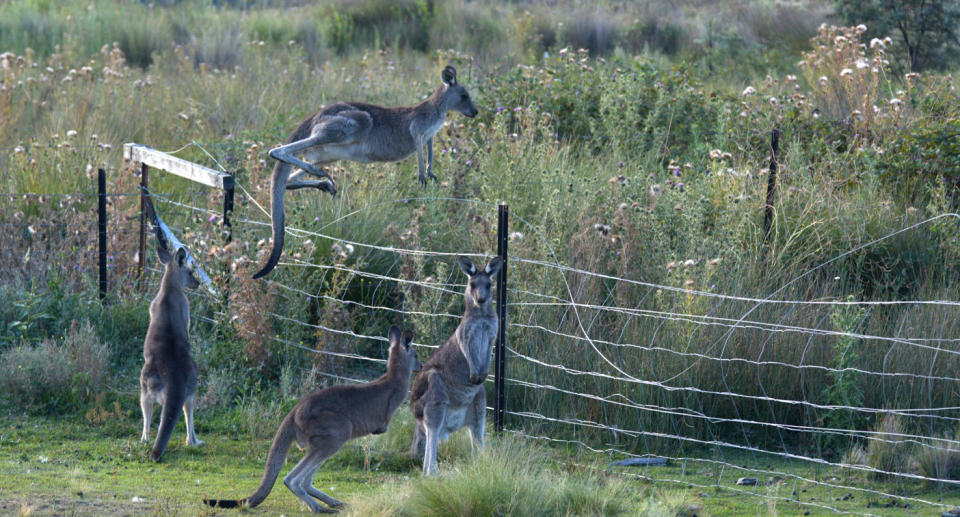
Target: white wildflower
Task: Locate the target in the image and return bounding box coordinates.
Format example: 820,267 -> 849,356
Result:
741,86 -> 756,96
840,68 -> 853,77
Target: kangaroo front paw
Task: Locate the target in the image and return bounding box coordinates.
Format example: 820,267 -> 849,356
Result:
418,173 -> 428,187
187,438 -> 205,447
427,171 -> 439,183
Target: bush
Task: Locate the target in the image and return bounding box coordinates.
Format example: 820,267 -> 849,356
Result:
0,320 -> 110,414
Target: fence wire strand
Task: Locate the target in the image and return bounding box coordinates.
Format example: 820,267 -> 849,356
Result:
71,152 -> 960,513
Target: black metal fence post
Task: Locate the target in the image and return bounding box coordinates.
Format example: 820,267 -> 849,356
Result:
222,176 -> 235,244
762,128 -> 780,256
137,163 -> 149,289
97,168 -> 107,301
494,204 -> 509,433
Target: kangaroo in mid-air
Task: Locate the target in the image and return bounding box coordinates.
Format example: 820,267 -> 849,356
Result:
140,232 -> 203,462
203,325 -> 421,513
252,65 -> 478,279
410,256 -> 502,475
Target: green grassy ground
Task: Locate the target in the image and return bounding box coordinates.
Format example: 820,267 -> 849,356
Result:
3,412 -> 959,516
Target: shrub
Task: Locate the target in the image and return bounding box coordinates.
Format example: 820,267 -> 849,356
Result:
0,320 -> 109,413
0,340 -> 73,412
798,25 -> 896,127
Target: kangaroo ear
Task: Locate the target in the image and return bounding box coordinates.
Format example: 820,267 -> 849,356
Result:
458,256 -> 477,276
442,65 -> 457,86
484,256 -> 503,277
156,241 -> 173,265
175,247 -> 188,268
388,325 -> 403,346
402,329 -> 414,349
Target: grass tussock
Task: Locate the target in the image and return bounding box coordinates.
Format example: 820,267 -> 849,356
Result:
864,415 -> 913,480
344,437 -> 635,517
917,431 -> 960,484
0,320 -> 109,413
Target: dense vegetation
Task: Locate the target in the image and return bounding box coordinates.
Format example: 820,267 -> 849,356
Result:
2,0 -> 960,514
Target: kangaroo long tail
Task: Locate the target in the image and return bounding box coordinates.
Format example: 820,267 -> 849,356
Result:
252,160 -> 292,279
150,384 -> 186,462
203,410 -> 298,509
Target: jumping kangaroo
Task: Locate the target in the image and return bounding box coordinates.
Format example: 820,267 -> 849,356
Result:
203,326 -> 421,513
410,256 -> 502,475
252,65 -> 478,279
140,236 -> 203,462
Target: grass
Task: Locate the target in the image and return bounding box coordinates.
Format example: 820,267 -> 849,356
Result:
2,0 -> 960,514
3,412 -> 959,516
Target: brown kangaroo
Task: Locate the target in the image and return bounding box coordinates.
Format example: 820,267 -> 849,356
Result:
252,65 -> 478,279
140,236 -> 203,462
203,326 -> 421,513
410,256 -> 502,475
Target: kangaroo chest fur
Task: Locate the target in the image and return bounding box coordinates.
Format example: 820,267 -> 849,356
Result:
414,310 -> 497,440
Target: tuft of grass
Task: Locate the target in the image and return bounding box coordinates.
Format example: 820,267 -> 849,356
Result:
917,432 -> 960,485
864,415 -> 913,480
402,437 -> 631,517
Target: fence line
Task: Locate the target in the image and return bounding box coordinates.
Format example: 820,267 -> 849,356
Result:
506,345 -> 960,419
12,143 -> 957,511
508,430 -> 933,516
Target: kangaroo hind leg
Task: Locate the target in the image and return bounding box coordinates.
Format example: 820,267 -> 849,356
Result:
140,390 -> 154,442
284,419 -> 350,512
466,388 -> 486,453
283,448 -> 339,513
420,372 -> 448,475
287,169 -> 337,196
301,463 -> 345,509
183,395 -> 204,446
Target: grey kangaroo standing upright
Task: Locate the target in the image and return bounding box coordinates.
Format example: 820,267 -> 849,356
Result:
203,326 -> 421,513
410,256 -> 502,475
252,65 -> 478,279
140,234 -> 203,462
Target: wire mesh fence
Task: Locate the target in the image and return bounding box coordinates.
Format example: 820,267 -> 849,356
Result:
5,141 -> 960,515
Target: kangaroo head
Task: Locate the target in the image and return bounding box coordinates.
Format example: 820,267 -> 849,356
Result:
158,244 -> 201,290
388,325 -> 422,374
458,256 -> 502,307
441,66 -> 478,118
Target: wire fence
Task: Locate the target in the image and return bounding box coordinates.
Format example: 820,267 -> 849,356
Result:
6,141 -> 960,515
